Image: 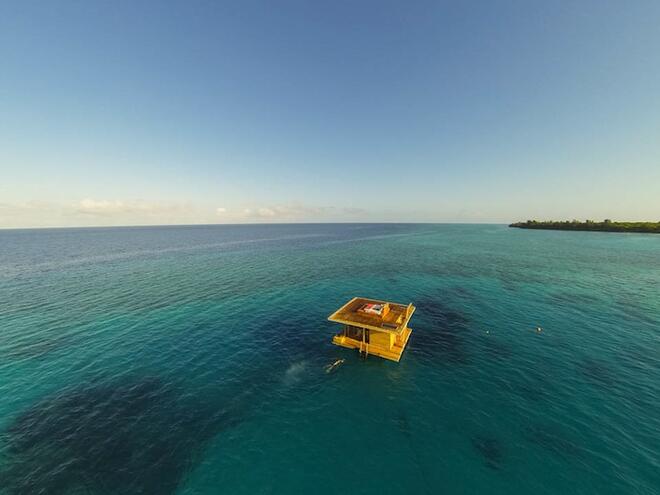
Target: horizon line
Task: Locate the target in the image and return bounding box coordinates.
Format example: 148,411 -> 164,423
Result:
0,221 -> 510,232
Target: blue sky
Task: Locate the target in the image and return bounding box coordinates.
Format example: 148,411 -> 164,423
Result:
1,1 -> 659,227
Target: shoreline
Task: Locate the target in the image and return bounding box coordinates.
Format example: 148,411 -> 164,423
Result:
510,220 -> 660,234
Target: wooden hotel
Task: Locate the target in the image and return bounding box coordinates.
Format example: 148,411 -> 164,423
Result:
328,297 -> 416,362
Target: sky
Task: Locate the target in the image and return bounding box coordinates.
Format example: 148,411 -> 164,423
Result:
1,0 -> 659,228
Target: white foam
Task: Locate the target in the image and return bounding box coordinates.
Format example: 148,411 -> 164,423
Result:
282,360 -> 307,385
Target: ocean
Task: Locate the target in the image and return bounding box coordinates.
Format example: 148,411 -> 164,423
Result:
0,223 -> 658,494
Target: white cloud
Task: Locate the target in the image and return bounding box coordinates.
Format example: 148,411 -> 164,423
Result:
77,199 -> 129,215
226,203 -> 369,222
257,207 -> 276,217
0,198 -> 214,228
75,198 -> 192,217
0,199 -> 372,228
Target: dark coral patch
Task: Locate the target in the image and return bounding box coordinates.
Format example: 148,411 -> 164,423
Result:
408,298 -> 470,363
257,312 -> 324,353
548,290 -> 600,307
471,434 -> 504,470
516,383 -> 548,403
421,298 -> 470,328
396,411 -> 412,439
511,367 -> 554,403
0,376 -> 243,495
408,328 -> 469,363
3,333 -> 77,361
615,298 -> 659,327
618,345 -> 660,373
523,425 -> 583,460
578,357 -> 617,387
479,336 -> 513,362
453,286 -> 471,296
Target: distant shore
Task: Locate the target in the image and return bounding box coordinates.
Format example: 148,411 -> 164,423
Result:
510,220 -> 660,234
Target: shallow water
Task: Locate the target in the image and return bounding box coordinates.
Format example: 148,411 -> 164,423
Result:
0,224 -> 658,494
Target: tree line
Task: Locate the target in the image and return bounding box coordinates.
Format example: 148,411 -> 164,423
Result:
509,219 -> 660,234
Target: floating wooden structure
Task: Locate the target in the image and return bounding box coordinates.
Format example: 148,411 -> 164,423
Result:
328,297 -> 416,362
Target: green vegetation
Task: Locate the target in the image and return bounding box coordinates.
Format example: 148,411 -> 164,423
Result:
509,219 -> 660,234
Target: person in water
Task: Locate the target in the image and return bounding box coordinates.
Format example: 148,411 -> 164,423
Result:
325,359 -> 345,373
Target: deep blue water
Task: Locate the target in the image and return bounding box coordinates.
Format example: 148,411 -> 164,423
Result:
0,224 -> 658,494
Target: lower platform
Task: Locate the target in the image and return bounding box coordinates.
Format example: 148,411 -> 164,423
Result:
332,327 -> 412,362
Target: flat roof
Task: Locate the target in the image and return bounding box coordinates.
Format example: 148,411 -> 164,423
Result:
327,297 -> 416,334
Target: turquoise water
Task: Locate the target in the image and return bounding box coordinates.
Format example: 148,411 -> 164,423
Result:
0,224 -> 658,494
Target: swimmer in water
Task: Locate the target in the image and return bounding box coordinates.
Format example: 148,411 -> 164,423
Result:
325,358 -> 345,373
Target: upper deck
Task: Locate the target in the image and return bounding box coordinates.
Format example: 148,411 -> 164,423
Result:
327,297 -> 416,334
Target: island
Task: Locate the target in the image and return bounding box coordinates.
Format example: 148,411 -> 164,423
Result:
509,219 -> 660,234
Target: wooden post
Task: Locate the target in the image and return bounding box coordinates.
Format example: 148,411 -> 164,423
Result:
362,327 -> 368,358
